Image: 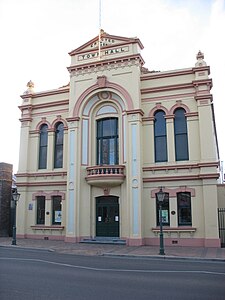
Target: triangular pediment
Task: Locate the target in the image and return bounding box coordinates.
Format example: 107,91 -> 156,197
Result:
69,30 -> 144,56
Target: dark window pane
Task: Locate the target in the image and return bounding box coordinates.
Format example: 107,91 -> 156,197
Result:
174,108 -> 189,161
155,136 -> 167,162
36,196 -> 45,225
97,118 -> 118,165
177,192 -> 192,226
154,110 -> 167,162
39,124 -> 48,169
156,193 -> 170,226
175,134 -> 189,161
52,196 -> 62,225
54,122 -> 64,168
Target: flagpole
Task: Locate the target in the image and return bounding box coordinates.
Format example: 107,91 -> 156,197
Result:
98,0 -> 102,59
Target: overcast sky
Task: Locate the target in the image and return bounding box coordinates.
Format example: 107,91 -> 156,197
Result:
0,0 -> 225,177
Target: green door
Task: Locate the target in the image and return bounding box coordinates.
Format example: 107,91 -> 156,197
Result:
96,196 -> 119,237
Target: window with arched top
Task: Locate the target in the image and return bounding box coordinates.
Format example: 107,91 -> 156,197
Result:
154,110 -> 168,162
38,124 -> 48,169
174,108 -> 189,161
54,122 -> 64,168
96,117 -> 118,165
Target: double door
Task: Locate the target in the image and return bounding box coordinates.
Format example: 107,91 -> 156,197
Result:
96,196 -> 119,237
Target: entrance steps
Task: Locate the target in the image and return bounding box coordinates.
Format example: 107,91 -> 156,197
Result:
80,237 -> 126,245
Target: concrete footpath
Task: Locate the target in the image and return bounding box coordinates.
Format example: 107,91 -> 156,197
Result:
1,237 -> 225,261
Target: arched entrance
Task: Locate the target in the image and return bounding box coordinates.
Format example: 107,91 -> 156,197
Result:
96,196 -> 119,237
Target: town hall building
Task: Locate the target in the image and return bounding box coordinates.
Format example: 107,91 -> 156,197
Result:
16,31 -> 222,247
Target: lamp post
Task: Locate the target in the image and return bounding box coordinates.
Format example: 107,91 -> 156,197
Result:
157,187 -> 165,255
11,190 -> 21,245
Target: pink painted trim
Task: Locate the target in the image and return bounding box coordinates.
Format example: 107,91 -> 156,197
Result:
204,239 -> 221,247
36,118 -> 51,130
73,80 -> 133,117
151,187 -> 195,198
169,102 -> 190,114
68,54 -> 144,73
64,236 -> 79,243
31,225 -> 64,230
17,234 -> 65,241
69,33 -> 144,55
126,109 -> 144,116
16,171 -> 67,177
141,68 -> 193,81
51,116 -> 68,129
141,82 -> 193,94
143,173 -> 219,183
84,95 -> 123,118
141,92 -> 195,103
143,161 -> 219,172
21,87 -> 69,100
144,237 -> 221,248
149,105 -> 169,118
17,181 -> 67,187
127,238 -> 144,246
32,191 -> 50,201
195,94 -> 213,101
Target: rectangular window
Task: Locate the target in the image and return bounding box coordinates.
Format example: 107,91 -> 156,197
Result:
52,196 -> 62,225
36,196 -> 45,225
156,193 -> 170,226
96,118 -> 118,165
177,192 -> 192,226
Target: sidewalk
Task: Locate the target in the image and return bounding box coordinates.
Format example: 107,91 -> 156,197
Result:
1,237 -> 225,261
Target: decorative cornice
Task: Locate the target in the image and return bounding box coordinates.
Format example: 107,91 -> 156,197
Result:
126,109 -> 144,116
20,87 -> 69,100
66,117 -> 80,122
195,94 -> 213,102
143,173 -> 219,183
16,171 -> 67,178
143,161 -> 219,172
141,68 -> 193,81
68,54 -> 144,76
192,65 -> 210,74
69,32 -> 144,56
141,82 -> 193,94
16,181 -> 67,187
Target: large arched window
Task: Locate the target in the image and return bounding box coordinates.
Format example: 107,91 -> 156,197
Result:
174,108 -> 189,161
154,110 -> 167,162
96,118 -> 118,165
38,124 -> 48,169
54,122 -> 64,168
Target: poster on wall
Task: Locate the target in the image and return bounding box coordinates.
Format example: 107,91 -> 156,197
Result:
55,211 -> 62,223
162,210 -> 169,223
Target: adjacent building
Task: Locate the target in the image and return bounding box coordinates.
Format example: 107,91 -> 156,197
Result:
0,162 -> 13,236
16,31 -> 222,247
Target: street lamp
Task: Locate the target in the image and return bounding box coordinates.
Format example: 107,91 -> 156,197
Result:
157,187 -> 165,255
11,190 -> 21,245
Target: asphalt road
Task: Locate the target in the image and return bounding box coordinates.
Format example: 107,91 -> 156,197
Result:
0,247 -> 224,300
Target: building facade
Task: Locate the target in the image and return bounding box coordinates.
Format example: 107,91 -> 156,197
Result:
17,31 -> 221,247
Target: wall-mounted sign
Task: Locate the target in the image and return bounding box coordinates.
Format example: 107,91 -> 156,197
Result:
78,46 -> 129,61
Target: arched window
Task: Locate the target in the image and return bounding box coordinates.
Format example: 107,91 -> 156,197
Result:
154,110 -> 167,162
174,108 -> 189,161
96,118 -> 118,165
39,124 -> 48,169
54,122 -> 64,168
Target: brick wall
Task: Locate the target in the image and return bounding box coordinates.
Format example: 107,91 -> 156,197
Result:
0,163 -> 13,236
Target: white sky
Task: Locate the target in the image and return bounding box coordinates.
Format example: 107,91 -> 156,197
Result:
0,0 -> 225,176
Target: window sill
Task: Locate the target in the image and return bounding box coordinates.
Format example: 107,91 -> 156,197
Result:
152,226 -> 196,237
31,225 -> 64,231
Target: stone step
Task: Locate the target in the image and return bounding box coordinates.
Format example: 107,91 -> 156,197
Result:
80,238 -> 126,245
